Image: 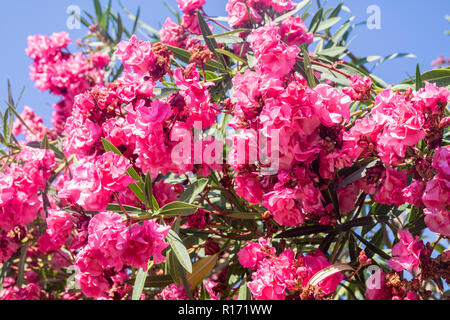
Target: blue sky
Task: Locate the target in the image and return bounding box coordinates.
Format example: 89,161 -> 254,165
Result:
0,0 -> 449,124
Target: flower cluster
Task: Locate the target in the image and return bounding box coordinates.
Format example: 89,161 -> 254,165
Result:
238,238 -> 343,300
74,212 -> 170,299
25,32 -> 106,133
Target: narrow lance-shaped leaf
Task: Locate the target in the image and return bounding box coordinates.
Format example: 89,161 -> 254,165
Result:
166,229 -> 193,273
316,17 -> 341,32
197,11 -> 228,70
157,201 -> 199,217
309,7 -> 323,33
416,64 -> 423,91
179,178 -> 209,204
186,253 -> 219,289
300,46 -> 318,88
132,268 -> 147,300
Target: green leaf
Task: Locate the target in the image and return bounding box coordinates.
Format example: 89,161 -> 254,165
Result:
416,64 -> 424,91
144,172 -> 159,212
373,53 -> 416,69
17,244 -> 28,289
338,159 -> 378,188
166,45 -> 226,73
131,7 -> 141,35
197,11 -> 228,70
106,203 -> 144,214
119,1 -> 159,37
153,87 -> 178,99
186,253 -> 219,289
309,7 -> 323,33
318,46 -> 347,58
327,3 -> 343,19
275,224 -> 335,238
312,64 -> 349,86
144,275 -> 173,288
179,178 -> 209,204
328,17 -> 354,46
352,231 -> 391,260
300,46 -> 317,87
167,229 -> 193,273
222,212 -> 261,220
215,48 -> 247,65
132,268 -> 147,300
205,29 -> 247,44
116,14 -> 123,42
157,201 -> 199,217
238,278 -> 250,300
316,17 -> 341,32
246,53 -> 258,69
93,0 -> 103,23
418,67 -> 450,87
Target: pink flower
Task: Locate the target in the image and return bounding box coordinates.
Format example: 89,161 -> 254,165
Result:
87,212 -> 129,270
387,229 -> 424,272
402,180 -> 425,207
413,82 -> 449,114
297,250 -> 344,295
186,208 -> 209,229
75,246 -> 104,276
280,16 -> 313,46
226,0 -> 262,28
247,250 -> 296,300
90,51 -> 110,68
422,177 -> 450,212
173,64 -> 216,128
45,209 -> 74,248
12,106 -> 49,141
203,280 -> 221,300
342,75 -> 373,101
63,115 -> 102,156
152,180 -> 178,207
0,231 -> 19,263
265,0 -> 296,13
235,174 -> 264,204
96,152 -> 136,192
264,188 -> 305,226
424,208 -> 450,237
374,167 -> 407,207
115,35 -> 155,75
373,89 -> 425,165
432,146 -> 450,180
76,272 -> 109,299
248,23 -> 299,77
123,220 -> 170,269
160,18 -> 186,48
177,0 -> 205,13
159,284 -> 188,300
238,237 -> 275,270
337,182 -> 360,214
343,116 -> 382,161
314,84 -> 351,127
